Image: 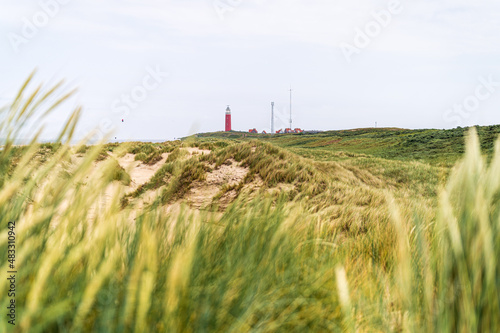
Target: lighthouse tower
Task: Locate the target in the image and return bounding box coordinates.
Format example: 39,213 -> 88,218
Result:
225,105 -> 232,131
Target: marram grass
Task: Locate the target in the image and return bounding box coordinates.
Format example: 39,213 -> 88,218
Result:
1,76 -> 499,332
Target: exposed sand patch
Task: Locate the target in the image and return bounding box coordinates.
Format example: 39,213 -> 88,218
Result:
186,160 -> 249,209
69,152 -> 168,222
117,153 -> 169,191
207,161 -> 248,186
60,151 -> 255,222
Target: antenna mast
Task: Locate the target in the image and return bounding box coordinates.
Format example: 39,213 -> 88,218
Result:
289,86 -> 292,129
271,102 -> 275,134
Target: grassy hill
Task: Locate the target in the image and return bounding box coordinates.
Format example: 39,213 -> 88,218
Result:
198,125 -> 500,166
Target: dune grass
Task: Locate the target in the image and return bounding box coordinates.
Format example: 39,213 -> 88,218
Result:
1,76 -> 499,332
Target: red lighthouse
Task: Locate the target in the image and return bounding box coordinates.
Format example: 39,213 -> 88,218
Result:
225,106 -> 232,131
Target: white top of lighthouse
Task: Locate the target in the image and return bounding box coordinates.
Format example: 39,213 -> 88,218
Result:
226,105 -> 231,114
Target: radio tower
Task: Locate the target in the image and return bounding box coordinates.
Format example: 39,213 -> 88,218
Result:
271,102 -> 275,134
289,86 -> 292,130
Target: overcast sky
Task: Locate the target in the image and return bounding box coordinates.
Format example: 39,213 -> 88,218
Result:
1,0 -> 500,141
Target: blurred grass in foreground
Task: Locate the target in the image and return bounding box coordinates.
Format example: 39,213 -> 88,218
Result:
0,75 -> 499,332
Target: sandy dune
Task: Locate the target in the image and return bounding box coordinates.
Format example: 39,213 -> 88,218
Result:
116,153 -> 169,191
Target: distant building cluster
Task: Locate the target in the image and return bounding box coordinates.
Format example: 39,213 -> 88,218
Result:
249,128 -> 304,134
248,128 -> 304,134
225,105 -> 305,135
276,128 -> 304,134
